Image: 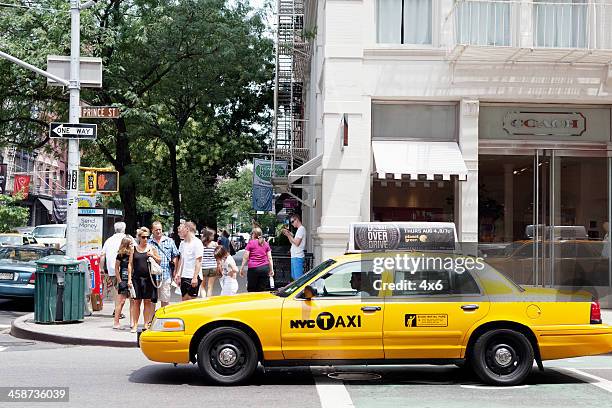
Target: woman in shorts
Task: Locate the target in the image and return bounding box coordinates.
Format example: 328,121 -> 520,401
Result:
200,228 -> 218,298
129,227 -> 160,332
113,236 -> 133,330
239,227 -> 274,292
215,246 -> 239,296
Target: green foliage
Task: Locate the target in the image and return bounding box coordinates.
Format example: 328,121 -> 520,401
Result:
0,194 -> 30,233
216,168 -> 278,235
0,0 -> 274,232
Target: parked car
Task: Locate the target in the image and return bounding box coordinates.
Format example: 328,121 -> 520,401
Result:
32,224 -> 67,247
14,226 -> 35,242
0,246 -> 65,299
0,233 -> 36,246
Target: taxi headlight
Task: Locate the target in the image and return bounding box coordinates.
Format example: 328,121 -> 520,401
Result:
150,318 -> 185,332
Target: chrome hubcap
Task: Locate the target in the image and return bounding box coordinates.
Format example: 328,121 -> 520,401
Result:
494,347 -> 513,367
218,346 -> 238,368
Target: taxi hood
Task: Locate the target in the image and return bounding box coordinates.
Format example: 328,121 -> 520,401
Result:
159,292 -> 279,315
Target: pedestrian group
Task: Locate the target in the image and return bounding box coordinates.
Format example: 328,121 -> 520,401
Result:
101,216 -> 307,331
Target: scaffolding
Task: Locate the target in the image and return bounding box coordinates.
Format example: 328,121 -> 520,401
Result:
272,0 -> 311,174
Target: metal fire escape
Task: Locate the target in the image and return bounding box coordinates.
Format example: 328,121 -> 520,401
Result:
272,0 -> 311,174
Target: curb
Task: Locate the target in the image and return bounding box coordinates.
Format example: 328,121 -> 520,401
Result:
10,313 -> 137,348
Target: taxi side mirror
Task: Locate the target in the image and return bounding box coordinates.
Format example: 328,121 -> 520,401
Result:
302,285 -> 316,300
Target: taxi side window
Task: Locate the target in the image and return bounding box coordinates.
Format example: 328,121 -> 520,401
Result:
393,270 -> 451,296
452,270 -> 480,294
310,261 -> 378,298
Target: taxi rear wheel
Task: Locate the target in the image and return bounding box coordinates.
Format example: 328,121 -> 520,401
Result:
197,327 -> 258,385
471,329 -> 534,386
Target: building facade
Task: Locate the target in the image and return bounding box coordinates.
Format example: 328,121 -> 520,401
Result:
1,141 -> 67,225
279,0 -> 612,307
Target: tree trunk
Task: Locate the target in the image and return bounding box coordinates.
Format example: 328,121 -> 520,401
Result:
115,119 -> 138,234
167,141 -> 181,246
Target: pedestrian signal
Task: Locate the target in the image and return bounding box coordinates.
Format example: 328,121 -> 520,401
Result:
96,171 -> 119,193
85,171 -> 97,193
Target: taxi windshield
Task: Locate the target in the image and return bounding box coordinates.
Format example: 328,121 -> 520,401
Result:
276,259 -> 336,297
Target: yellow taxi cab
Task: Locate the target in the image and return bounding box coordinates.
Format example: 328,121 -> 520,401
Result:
139,222 -> 612,386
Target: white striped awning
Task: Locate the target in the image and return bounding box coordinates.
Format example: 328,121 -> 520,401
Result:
288,153 -> 322,184
372,141 -> 468,181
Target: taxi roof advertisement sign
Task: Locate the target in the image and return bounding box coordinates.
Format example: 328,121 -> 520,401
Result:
348,222 -> 457,252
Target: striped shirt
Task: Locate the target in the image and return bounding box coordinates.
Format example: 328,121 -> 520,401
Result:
202,242 -> 217,269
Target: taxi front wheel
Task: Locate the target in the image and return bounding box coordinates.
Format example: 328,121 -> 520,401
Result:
471,329 -> 534,386
197,327 -> 259,385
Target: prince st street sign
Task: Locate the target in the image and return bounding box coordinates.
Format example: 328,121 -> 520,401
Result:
49,122 -> 97,140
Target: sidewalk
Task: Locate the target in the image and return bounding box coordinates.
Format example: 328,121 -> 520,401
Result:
11,300 -> 148,348
10,299 -> 612,348
11,273 -> 247,348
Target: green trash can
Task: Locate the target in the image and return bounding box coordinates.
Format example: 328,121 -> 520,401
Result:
34,256 -> 85,324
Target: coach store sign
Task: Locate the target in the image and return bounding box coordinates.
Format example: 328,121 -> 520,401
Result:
503,112 -> 586,137
480,106 -> 610,142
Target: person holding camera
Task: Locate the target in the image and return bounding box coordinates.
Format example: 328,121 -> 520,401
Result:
281,214 -> 306,280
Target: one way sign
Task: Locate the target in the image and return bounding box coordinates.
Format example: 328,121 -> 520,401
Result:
49,122 -> 97,140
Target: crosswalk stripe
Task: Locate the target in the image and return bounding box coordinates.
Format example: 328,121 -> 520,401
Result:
311,369 -> 355,408
0,347 -> 6,352
558,368 -> 612,393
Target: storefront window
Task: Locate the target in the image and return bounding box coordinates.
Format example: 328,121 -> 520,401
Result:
372,179 -> 455,222
479,152 -> 611,291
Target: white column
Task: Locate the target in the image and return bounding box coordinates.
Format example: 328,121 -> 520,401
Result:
504,163 -> 514,242
458,99 -> 479,242
519,0 -> 534,47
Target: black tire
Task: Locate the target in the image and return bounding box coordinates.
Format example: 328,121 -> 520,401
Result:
197,327 -> 259,385
471,329 -> 534,386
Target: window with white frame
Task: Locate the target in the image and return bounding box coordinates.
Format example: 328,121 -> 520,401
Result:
456,0 -> 511,46
534,0 -> 587,48
377,0 -> 432,45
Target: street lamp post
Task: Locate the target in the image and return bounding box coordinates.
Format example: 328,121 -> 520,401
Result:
65,0 -> 82,259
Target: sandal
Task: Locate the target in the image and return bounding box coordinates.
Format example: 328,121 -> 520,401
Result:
130,326 -> 137,333
112,325 -> 121,330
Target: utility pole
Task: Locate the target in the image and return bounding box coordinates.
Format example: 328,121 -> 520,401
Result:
0,0 -> 101,259
65,0 -> 82,259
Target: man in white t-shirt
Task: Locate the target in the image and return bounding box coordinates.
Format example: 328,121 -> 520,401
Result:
174,222 -> 204,301
282,214 -> 306,280
100,222 -> 129,315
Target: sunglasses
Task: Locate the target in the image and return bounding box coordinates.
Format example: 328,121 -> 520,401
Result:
140,235 -> 149,238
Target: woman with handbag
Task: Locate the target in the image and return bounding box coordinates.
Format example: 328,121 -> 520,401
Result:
129,227 -> 161,332
113,236 -> 133,330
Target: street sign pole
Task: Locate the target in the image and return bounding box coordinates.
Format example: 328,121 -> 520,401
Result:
66,0 -> 81,259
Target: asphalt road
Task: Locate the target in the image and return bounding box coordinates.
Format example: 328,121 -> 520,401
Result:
0,298 -> 32,329
0,343 -> 611,407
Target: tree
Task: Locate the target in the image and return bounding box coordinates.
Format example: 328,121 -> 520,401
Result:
0,0 -> 273,235
216,168 -> 277,235
0,194 -> 30,232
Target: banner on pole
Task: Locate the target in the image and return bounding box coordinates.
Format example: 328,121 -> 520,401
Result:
252,159 -> 287,211
13,175 -> 31,198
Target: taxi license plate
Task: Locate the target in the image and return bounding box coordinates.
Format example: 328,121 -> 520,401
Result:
0,272 -> 14,280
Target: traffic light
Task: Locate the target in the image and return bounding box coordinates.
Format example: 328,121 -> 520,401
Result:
96,171 -> 119,193
84,171 -> 97,193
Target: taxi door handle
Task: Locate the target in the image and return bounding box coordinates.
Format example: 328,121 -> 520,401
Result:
361,306 -> 381,312
461,304 -> 479,311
